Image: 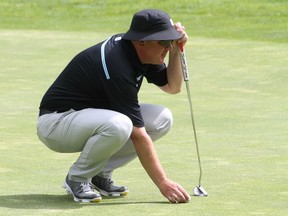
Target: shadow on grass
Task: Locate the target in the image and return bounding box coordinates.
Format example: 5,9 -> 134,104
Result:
0,194 -> 168,209
0,194 -> 81,209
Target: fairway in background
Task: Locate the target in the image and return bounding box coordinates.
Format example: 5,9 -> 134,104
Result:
0,0 -> 287,43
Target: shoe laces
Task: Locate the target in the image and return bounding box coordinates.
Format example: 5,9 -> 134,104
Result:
105,179 -> 118,188
80,182 -> 93,193
107,179 -> 114,185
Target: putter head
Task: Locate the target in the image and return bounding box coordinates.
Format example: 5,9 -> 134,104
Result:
193,185 -> 208,197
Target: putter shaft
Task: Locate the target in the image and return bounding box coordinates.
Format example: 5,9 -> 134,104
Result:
184,80 -> 203,186
179,43 -> 205,188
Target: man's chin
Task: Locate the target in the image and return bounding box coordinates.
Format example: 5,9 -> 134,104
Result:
147,58 -> 165,65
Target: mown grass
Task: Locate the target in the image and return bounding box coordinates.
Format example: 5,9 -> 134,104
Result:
0,0 -> 287,215
1,29 -> 287,216
0,0 -> 287,42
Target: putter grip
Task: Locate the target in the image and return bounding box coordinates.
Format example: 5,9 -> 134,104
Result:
179,44 -> 189,81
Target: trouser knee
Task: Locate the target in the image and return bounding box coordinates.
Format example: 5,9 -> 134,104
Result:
107,114 -> 133,144
149,107 -> 173,135
141,104 -> 173,140
158,107 -> 173,134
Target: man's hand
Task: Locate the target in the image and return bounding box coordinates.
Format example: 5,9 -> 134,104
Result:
159,22 -> 188,95
131,127 -> 191,204
158,178 -> 191,203
174,22 -> 188,46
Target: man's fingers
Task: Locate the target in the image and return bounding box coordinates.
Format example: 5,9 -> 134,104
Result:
159,179 -> 191,204
173,22 -> 188,46
177,185 -> 192,201
168,186 -> 191,203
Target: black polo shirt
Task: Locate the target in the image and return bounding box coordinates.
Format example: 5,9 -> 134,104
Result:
39,34 -> 168,127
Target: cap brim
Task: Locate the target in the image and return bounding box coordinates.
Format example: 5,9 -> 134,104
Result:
123,27 -> 182,41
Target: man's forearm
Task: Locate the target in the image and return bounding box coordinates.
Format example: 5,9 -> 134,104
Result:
130,126 -> 191,203
130,127 -> 168,187
160,44 -> 183,94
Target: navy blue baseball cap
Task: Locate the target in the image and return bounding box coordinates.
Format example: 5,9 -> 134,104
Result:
122,9 -> 181,41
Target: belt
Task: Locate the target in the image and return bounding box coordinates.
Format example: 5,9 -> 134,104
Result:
39,109 -> 56,117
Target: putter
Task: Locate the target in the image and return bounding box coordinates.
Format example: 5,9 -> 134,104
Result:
179,43 -> 208,197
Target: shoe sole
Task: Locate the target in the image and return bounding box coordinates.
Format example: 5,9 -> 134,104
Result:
63,182 -> 102,203
92,186 -> 129,197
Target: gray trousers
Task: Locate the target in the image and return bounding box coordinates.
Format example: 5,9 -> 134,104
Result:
37,104 -> 173,182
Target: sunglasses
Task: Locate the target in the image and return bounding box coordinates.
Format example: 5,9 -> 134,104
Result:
159,40 -> 174,48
